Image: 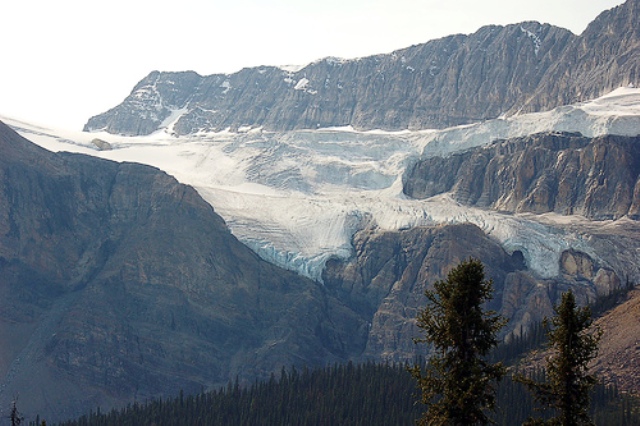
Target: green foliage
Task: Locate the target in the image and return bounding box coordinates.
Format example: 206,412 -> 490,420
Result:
517,290 -> 602,426
50,361 -> 640,426
41,267 -> 640,426
54,362 -> 422,426
589,278 -> 636,318
409,258 -> 507,425
489,321 -> 548,366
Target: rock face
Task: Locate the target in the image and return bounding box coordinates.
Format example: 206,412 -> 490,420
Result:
85,0 -> 639,135
3,120 -> 639,419
323,224 -> 521,361
0,121 -> 366,420
403,132 -> 640,220
590,288 -> 640,393
520,0 -> 640,114
523,287 -> 640,395
322,223 -> 622,363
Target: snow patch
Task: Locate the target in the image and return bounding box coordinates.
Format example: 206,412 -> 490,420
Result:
294,78 -> 310,90
157,107 -> 188,134
220,80 -> 232,94
278,64 -> 305,73
520,26 -> 542,56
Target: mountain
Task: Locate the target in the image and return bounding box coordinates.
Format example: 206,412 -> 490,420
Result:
9,92 -> 640,419
404,132 -> 640,220
520,285 -> 640,396
0,120 -> 367,421
8,100 -> 640,419
4,0 -> 640,420
322,220 -> 636,362
35,88 -> 640,288
520,0 -> 640,114
84,0 -> 639,135
590,288 -> 640,393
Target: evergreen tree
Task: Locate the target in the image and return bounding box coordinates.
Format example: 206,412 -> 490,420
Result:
409,258 -> 507,425
53,361 -> 639,426
517,290 -> 602,426
10,399 -> 23,426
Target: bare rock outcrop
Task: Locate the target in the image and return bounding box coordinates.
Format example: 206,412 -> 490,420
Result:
322,223 -> 621,362
403,132 -> 640,220
590,288 -> 640,393
519,0 -> 640,114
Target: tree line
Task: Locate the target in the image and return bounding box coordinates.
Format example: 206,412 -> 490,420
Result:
47,360 -> 637,425
24,259 -> 640,425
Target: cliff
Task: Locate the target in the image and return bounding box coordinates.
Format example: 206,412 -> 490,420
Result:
84,0 -> 639,135
403,132 -> 640,220
0,121 -> 366,420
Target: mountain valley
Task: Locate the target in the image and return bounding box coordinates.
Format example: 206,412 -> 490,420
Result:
1,0 -> 640,421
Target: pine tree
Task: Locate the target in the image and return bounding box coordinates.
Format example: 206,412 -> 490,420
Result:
9,400 -> 23,426
409,258 -> 507,425
517,290 -> 602,426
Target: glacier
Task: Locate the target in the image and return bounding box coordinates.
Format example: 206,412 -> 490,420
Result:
4,87 -> 640,282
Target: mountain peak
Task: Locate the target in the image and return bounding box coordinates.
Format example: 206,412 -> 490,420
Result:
85,0 -> 639,137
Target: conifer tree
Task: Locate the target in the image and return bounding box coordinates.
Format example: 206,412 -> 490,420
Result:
409,258 -> 507,425
518,290 -> 601,426
9,399 -> 23,426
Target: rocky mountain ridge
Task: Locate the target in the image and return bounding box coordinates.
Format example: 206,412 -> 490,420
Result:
0,121 -> 367,420
323,221 -> 631,362
4,0 -> 640,421
521,0 -> 640,114
84,0 -> 639,135
5,118 -> 640,420
403,132 -> 640,220
590,288 -> 640,393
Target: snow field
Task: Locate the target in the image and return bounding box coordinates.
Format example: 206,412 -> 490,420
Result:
4,87 -> 640,282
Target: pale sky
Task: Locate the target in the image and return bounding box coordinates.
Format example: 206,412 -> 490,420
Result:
0,0 -> 625,130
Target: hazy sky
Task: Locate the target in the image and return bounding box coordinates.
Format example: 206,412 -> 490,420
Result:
0,0 -> 625,130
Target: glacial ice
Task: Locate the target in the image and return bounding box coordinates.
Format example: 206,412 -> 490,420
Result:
4,87 -> 640,282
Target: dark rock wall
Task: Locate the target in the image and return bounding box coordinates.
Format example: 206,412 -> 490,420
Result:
403,132 -> 640,220
323,223 -> 520,361
0,121 -> 366,420
322,222 -> 623,363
